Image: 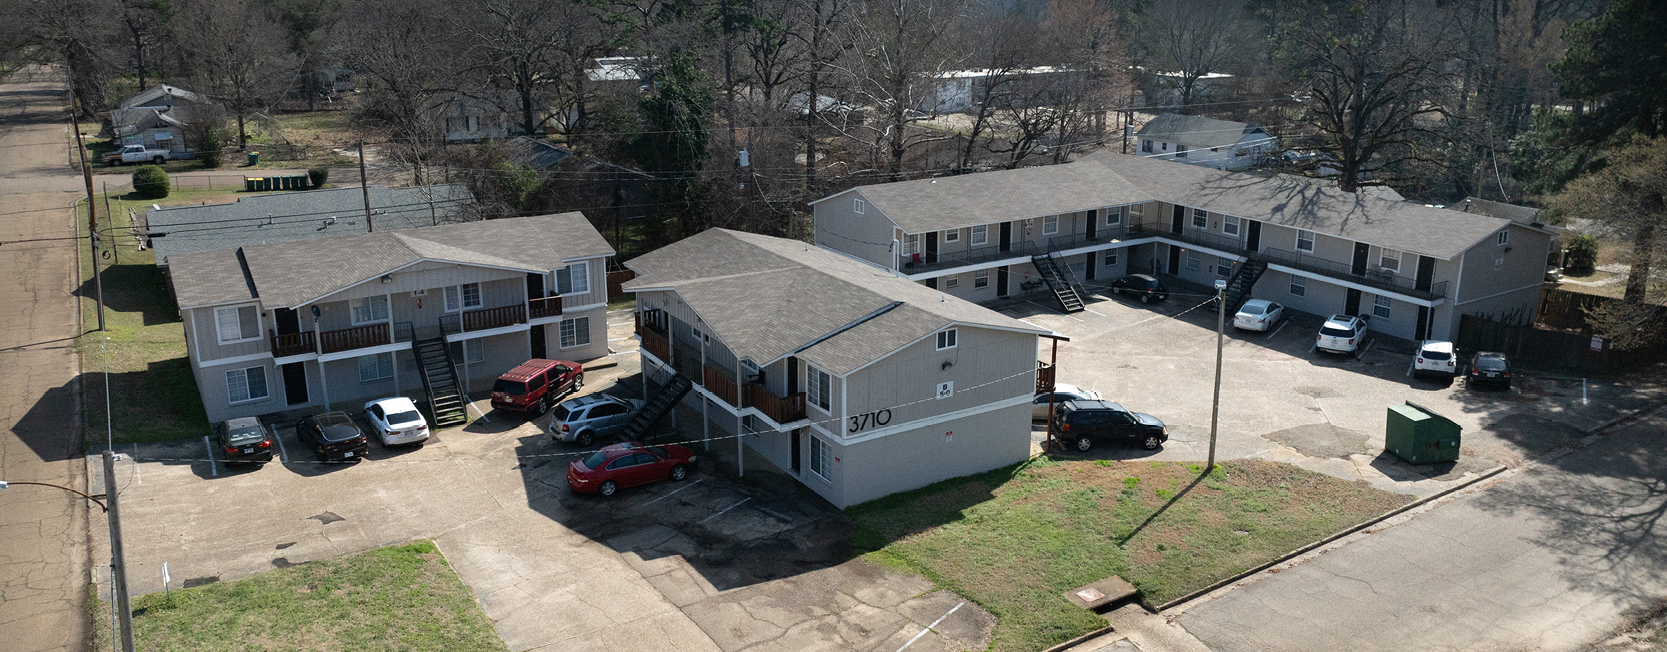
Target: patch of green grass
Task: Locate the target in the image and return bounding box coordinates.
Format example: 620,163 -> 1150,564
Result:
98,540 -> 506,652
847,459 -> 1412,652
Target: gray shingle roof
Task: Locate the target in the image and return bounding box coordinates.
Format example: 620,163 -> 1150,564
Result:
1449,197 -> 1542,225
623,229 -> 1046,374
824,162 -> 1153,235
150,185 -> 477,266
120,84 -> 204,108
1136,113 -> 1270,150
168,212 -> 614,309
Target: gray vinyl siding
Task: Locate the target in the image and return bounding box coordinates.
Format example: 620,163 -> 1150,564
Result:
1363,293 -> 1419,339
839,326 -> 1034,430
198,359 -> 282,424
1252,269 -> 1350,321
556,257 -> 609,308
188,304 -> 269,362
814,192 -> 897,269
836,403 -> 1031,507
548,305 -> 609,362
1455,225 -> 1551,306
452,331 -> 533,393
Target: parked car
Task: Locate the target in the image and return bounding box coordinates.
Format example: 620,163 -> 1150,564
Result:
567,441 -> 699,497
296,411 -> 369,461
1316,314 -> 1370,354
1032,383 -> 1103,420
1051,400 -> 1168,451
550,394 -> 646,446
1233,299 -> 1284,331
1109,274 -> 1168,303
1413,340 -> 1457,379
363,397 -> 431,446
102,144 -> 169,166
1467,352 -> 1513,389
215,417 -> 273,464
491,359 -> 583,415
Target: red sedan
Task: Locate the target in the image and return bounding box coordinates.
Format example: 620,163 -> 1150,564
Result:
567,442 -> 698,496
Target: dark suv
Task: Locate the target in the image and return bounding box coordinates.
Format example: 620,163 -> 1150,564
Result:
297,411 -> 370,461
491,359 -> 583,415
1053,400 -> 1168,451
1109,274 -> 1169,303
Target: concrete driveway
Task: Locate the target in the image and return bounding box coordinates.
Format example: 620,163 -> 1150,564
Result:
89,341 -> 993,652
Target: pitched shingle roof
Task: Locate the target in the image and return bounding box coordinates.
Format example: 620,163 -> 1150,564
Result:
150,185 -> 477,265
1449,197 -> 1542,225
817,162 -> 1153,235
1136,113 -> 1270,150
120,84 -> 204,108
168,212 -> 614,309
623,229 -> 1046,374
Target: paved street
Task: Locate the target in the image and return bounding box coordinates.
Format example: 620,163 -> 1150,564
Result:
0,66 -> 90,652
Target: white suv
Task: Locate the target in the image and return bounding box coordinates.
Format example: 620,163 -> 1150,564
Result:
1316,314 -> 1369,354
1413,340 -> 1457,378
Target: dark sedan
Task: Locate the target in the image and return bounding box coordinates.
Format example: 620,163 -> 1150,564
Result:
1467,352 -> 1512,389
297,411 -> 370,461
215,417 -> 274,464
1109,274 -> 1169,303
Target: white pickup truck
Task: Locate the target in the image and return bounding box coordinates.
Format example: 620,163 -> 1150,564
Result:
102,144 -> 170,166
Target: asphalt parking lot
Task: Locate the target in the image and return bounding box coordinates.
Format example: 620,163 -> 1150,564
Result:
1007,283 -> 1667,495
88,311 -> 995,652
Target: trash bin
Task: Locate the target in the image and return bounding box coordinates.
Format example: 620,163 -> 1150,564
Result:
248,151 -> 259,166
1385,401 -> 1461,464
245,177 -> 258,192
295,174 -> 309,189
277,175 -> 291,190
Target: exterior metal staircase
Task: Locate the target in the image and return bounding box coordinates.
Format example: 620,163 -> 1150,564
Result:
1032,254 -> 1085,313
617,373 -> 693,442
1221,259 -> 1268,314
414,337 -> 468,427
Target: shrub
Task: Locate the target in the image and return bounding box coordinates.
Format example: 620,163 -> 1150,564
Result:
198,123 -> 224,168
131,165 -> 170,199
1564,233 -> 1599,274
307,166 -> 328,188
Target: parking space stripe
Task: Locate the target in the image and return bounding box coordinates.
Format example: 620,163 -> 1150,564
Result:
1406,362 -> 1414,377
896,602 -> 965,652
202,436 -> 217,477
270,424 -> 288,463
131,443 -> 140,484
697,497 -> 750,524
640,479 -> 702,506
1266,321 -> 1287,340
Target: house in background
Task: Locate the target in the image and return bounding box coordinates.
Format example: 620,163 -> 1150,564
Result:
148,184 -> 477,267
501,137 -> 655,221
625,228 -> 1054,508
425,92 -> 515,142
811,151 -> 1555,344
114,109 -> 191,155
917,67 -> 1078,114
1136,113 -> 1274,170
110,84 -> 217,154
165,213 -> 613,426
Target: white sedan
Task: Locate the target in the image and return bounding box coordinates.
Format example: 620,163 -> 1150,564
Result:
364,397 -> 431,446
1233,299 -> 1284,331
1032,383 -> 1103,420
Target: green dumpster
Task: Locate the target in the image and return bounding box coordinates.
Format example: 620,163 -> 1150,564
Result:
296,174 -> 310,189
248,151 -> 259,166
245,177 -> 258,192
1385,401 -> 1461,464
278,175 -> 291,190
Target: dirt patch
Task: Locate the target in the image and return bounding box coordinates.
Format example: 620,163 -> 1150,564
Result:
1264,423 -> 1374,459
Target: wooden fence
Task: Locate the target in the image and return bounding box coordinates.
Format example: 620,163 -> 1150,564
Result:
607,269 -> 636,299
1456,314 -> 1612,375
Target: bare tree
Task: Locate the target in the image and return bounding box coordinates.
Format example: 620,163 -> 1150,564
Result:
543,1 -> 629,140
788,0 -> 853,190
460,0 -> 570,137
837,0 -> 969,179
7,0 -> 120,116
1137,0 -> 1248,111
175,0 -> 296,147
341,0 -> 455,180
953,10 -> 1038,170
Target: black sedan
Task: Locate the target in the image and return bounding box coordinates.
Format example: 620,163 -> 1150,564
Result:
1109,274 -> 1169,303
297,411 -> 370,461
215,417 -> 274,464
1467,352 -> 1512,389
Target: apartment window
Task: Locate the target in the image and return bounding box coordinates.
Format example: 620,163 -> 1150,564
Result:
444,285 -> 461,312
902,233 -> 920,256
461,283 -> 482,308
1141,139 -> 1154,153
1163,142 -> 1170,151
1380,248 -> 1401,272
1104,249 -> 1119,266
807,364 -> 831,412
1130,203 -> 1144,219
944,228 -> 960,243
945,277 -> 960,289
466,339 -> 485,363
1186,251 -> 1201,271
1497,230 -> 1509,246
1223,215 -> 1240,236
215,305 -> 260,344
974,269 -> 989,289
1177,144 -> 1189,158
1107,206 -> 1124,226
1289,275 -> 1306,296
560,316 -> 591,348
970,224 -> 988,246
556,263 -> 590,295
1217,257 -> 1232,277
853,199 -> 865,214
1373,295 -> 1393,319
351,295 -> 389,324
225,366 -> 269,404
1297,230 -> 1315,253
809,436 -> 831,481
936,328 -> 957,350
1043,215 -> 1059,235
467,115 -> 479,132
358,352 -> 394,382
1191,208 -> 1208,229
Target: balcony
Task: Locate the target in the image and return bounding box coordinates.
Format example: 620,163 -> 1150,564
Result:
320,323 -> 391,354
441,304 -> 529,336
1047,226 -> 1131,252
746,382 -> 807,424
1129,220 -> 1249,256
1036,361 -> 1056,394
902,240 -> 1042,275
1260,248 -> 1449,300
269,330 -> 316,358
635,311 -> 672,361
703,365 -> 739,406
529,294 -> 563,319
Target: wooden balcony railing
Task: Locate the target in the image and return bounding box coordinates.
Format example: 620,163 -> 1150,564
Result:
638,322 -> 671,362
462,304 -> 528,332
269,330 -> 316,358
529,295 -> 563,319
1036,361 -> 1056,394
746,382 -> 807,424
704,365 -> 739,407
320,323 -> 391,354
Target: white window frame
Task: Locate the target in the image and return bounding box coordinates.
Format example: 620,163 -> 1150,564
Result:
1216,256 -> 1233,277
460,282 -> 482,309
358,352 -> 394,382
214,304 -> 261,344
1497,230 -> 1509,246
464,338 -> 485,363
1186,251 -> 1201,271
1191,208 -> 1208,229
350,295 -> 389,325
974,269 -> 989,289
444,285 -> 461,312
1043,215 -> 1059,235
1177,144 -> 1189,158
806,364 -> 832,413
1380,248 -> 1401,272
1373,295 -> 1392,319
1223,215 -> 1240,236
853,199 -> 865,214
1141,139 -> 1154,153
1105,249 -> 1119,266
1297,230 -> 1315,253
943,228 -> 960,243
809,436 -> 832,481
560,316 -> 591,348
970,224 -> 988,246
902,233 -> 920,256
1289,275 -> 1307,296
556,263 -> 590,295
944,277 -> 960,289
1107,206 -> 1124,226
225,365 -> 269,404
936,328 -> 958,350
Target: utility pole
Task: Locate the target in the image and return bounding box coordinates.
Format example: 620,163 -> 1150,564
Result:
1207,279 -> 1226,471
103,450 -> 135,652
71,111 -> 106,331
358,141 -> 373,232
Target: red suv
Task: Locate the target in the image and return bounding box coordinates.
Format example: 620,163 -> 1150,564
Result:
491,359 -> 583,415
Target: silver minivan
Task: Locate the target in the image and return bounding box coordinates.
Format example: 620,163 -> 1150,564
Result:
549,394 -> 645,446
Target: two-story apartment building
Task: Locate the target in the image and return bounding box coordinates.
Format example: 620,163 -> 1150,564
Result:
624,229 -> 1053,508
165,213 -> 613,426
812,152 -> 1555,343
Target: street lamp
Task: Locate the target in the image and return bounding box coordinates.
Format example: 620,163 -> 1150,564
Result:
1208,279 -> 1227,472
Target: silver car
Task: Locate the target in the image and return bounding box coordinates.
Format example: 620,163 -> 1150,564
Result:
550,394 -> 645,446
1032,383 -> 1103,420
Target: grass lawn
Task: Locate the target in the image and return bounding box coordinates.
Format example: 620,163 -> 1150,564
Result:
848,458 -> 1413,652
96,540 -> 506,652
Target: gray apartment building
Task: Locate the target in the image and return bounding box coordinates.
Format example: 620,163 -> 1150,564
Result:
166,213 -> 613,426
811,152 -> 1555,342
624,229 -> 1052,508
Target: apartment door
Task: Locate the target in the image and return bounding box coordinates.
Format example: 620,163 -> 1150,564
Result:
787,357 -> 799,395
999,222 -> 1013,252
925,277 -> 938,289
275,307 -> 300,335
1345,288 -> 1362,316
1246,220 -> 1261,252
790,429 -> 802,473
282,362 -> 309,406
1415,256 -> 1435,292
1415,306 -> 1430,340
1351,243 -> 1370,276
1167,244 -> 1182,274
925,231 -> 938,264
526,272 -> 546,298
529,324 -> 547,359
1085,252 -> 1097,281
997,265 -> 1010,297
1086,212 -> 1098,241
1171,205 -> 1185,234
